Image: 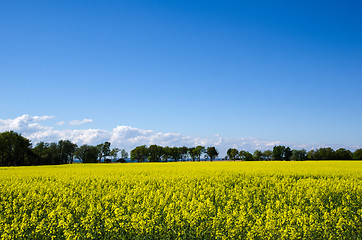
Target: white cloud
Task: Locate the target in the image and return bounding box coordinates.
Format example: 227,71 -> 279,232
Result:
0,114 -> 54,133
69,118 -> 93,126
55,121 -> 65,126
25,128 -> 111,146
0,115 -> 359,156
33,115 -> 55,121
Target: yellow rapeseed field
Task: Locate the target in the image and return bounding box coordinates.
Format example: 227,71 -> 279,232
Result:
0,161 -> 361,239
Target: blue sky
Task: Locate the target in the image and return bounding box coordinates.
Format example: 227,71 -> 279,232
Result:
1,0 -> 361,151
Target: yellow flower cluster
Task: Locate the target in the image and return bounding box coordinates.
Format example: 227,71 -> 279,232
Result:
0,161 -> 361,239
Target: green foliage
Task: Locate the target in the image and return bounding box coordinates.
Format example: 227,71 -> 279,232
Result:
272,145 -> 284,160
148,145 -> 163,162
0,131 -> 33,166
32,140 -> 77,165
335,148 -> 353,160
0,162 -> 361,239
162,146 -> 171,162
284,146 -> 292,161
227,148 -> 239,160
110,148 -> 120,160
74,145 -> 99,163
263,150 -> 272,160
290,149 -> 307,161
130,145 -> 148,162
206,147 -> 218,161
273,145 -> 292,161
353,149 -> 362,160
58,140 -> 77,164
33,142 -> 51,163
179,146 -> 188,161
307,148 -> 339,160
120,149 -> 128,159
194,146 -> 205,161
253,150 -> 262,161
170,147 -> 181,162
188,147 -> 197,161
307,149 -> 316,160
102,142 -> 111,160
96,142 -> 112,162
239,150 -> 253,161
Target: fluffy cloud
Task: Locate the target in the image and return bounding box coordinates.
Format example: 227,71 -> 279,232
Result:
0,115 -> 54,133
55,121 -> 65,126
110,126 -> 211,151
0,115 -> 357,156
69,118 -> 93,126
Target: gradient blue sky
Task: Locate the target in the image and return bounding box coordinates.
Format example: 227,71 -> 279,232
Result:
1,0 -> 361,148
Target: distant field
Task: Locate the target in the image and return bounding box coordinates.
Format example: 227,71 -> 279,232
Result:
0,161 -> 361,239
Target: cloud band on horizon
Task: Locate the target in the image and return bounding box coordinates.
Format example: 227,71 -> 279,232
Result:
0,115 -> 358,156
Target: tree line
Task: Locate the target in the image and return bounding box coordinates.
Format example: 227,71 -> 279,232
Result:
130,145 -> 219,162
226,145 -> 362,161
130,144 -> 362,162
1,130 -> 362,166
0,131 -> 128,166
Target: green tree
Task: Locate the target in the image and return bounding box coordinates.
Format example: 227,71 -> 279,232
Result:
96,143 -> 104,162
263,150 -> 272,160
335,148 -> 352,160
33,142 -> 50,163
253,150 -> 262,161
48,142 -> 62,164
162,146 -> 171,162
120,149 -> 128,159
314,147 -> 336,160
239,150 -> 253,161
0,131 -> 33,166
307,149 -> 316,160
179,146 -> 188,161
110,148 -> 120,161
148,145 -> 163,162
272,145 -> 292,161
74,145 -> 99,163
284,147 -> 292,161
353,149 -> 362,160
33,142 -> 61,165
272,145 -> 285,160
194,146 -> 205,161
58,140 -> 77,164
102,142 -> 111,161
96,142 -> 111,162
130,145 -> 148,162
188,147 -> 197,161
290,149 -> 307,161
170,147 -> 181,162
227,148 -> 239,161
206,147 -> 218,161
